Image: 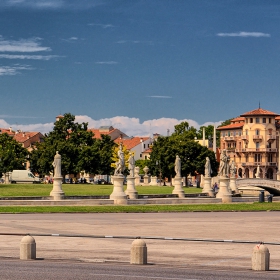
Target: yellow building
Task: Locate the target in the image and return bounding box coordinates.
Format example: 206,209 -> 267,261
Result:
217,108 -> 280,179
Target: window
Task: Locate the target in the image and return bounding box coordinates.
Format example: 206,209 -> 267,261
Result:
255,129 -> 260,136
256,117 -> 260,123
228,131 -> 230,136
269,118 -> 271,123
268,129 -> 272,135
250,118 -> 253,123
143,144 -> 146,148
246,118 -> 248,123
222,132 -> 225,137
256,142 -> 260,149
263,118 -> 266,123
255,154 -> 261,162
140,154 -> 142,158
268,154 -> 273,162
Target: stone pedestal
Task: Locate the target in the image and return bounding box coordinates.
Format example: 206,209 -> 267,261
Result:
143,175 -> 149,185
252,244 -> 270,271
134,167 -> 140,185
202,176 -> 214,197
150,176 -> 157,186
229,177 -> 239,194
172,177 -> 185,198
110,175 -> 127,204
50,177 -> 64,200
125,176 -> 138,199
200,175 -> 204,188
216,177 -> 232,203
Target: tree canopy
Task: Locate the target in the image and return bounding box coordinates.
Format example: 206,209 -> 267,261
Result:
0,133 -> 29,176
148,122 -> 218,179
29,113 -> 115,177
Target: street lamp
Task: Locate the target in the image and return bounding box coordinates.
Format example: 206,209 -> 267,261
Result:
156,160 -> 162,186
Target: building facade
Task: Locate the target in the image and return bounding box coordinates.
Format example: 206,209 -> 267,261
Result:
217,108 -> 280,179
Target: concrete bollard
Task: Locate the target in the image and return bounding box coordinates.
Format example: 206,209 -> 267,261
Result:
130,239 -> 147,265
20,235 -> 36,260
252,243 -> 270,271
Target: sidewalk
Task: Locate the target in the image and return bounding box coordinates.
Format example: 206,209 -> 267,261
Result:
0,212 -> 279,270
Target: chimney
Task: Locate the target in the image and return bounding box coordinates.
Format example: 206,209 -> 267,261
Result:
9,127 -> 12,132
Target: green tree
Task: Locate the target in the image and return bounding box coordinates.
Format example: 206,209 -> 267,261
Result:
96,135 -> 115,175
135,159 -> 150,174
149,122 -> 218,179
30,113 -> 111,178
0,133 -> 29,176
197,125 -> 221,148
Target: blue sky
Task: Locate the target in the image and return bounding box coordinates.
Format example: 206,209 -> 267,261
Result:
0,0 -> 280,137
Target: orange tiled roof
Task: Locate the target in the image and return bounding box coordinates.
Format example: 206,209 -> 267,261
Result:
13,132 -> 41,143
0,128 -> 14,136
143,148 -> 152,154
114,137 -> 150,150
231,117 -> 245,123
217,123 -> 244,130
240,108 -> 279,117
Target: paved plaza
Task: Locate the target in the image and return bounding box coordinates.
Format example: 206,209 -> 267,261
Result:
0,212 -> 279,271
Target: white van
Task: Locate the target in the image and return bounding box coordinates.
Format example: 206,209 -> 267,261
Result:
9,170 -> 41,184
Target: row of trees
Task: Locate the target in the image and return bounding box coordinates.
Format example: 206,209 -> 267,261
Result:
0,113 -> 232,180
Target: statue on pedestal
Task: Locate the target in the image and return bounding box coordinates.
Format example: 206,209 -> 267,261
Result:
218,149 -> 230,177
175,155 -> 181,177
128,152 -> 135,177
52,151 -> 61,178
230,160 -> 236,177
114,144 -> 125,175
204,157 -> 212,177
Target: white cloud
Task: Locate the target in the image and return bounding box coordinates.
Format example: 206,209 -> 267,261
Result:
0,65 -> 33,75
0,37 -> 51,52
0,54 -> 60,60
5,0 -> 64,9
88,23 -> 114,29
147,96 -> 172,99
217,31 -> 271,38
95,61 -> 118,65
1,116 -> 222,137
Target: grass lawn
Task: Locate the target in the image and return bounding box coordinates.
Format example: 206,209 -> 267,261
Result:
0,203 -> 279,213
0,183 -> 202,197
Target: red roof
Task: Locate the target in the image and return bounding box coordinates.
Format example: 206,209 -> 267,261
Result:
217,123 -> 244,130
231,117 -> 245,123
240,108 -> 279,117
114,137 -> 150,150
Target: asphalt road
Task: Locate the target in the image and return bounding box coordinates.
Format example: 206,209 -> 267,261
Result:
0,259 -> 279,280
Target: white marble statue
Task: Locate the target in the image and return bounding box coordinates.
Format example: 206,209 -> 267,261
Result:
175,155 -> 181,177
256,165 -> 260,178
114,144 -> 125,175
52,151 -> 61,178
230,160 -> 236,177
128,152 -> 135,177
204,157 -> 212,177
218,149 -> 230,177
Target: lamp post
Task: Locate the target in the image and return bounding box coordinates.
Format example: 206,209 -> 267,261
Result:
156,160 -> 162,186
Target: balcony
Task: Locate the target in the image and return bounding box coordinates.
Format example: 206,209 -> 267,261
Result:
224,136 -> 235,141
267,135 -> 276,142
241,162 -> 277,167
241,135 -> 248,141
236,148 -> 277,153
253,135 -> 263,141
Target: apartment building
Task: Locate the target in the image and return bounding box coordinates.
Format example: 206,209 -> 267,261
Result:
217,108 -> 280,179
